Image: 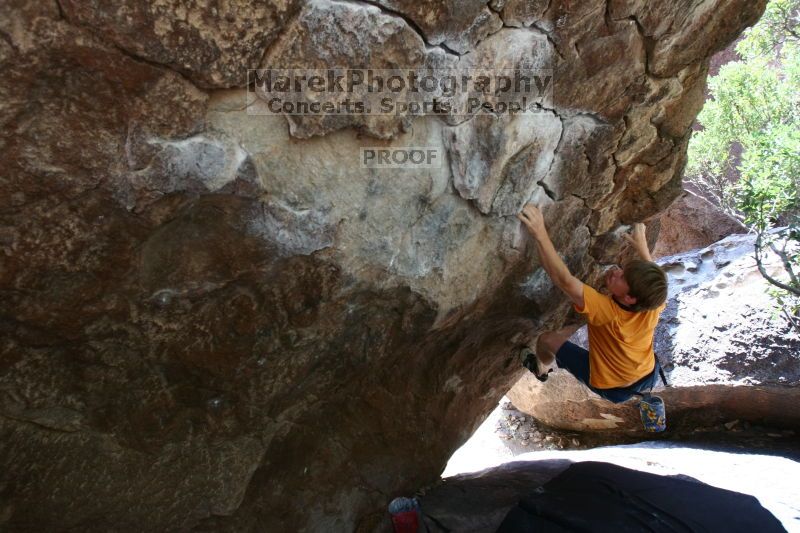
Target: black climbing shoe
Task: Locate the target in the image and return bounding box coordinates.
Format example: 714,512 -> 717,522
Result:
521,347 -> 552,382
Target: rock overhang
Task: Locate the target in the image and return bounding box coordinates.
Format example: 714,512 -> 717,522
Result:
0,0 -> 769,530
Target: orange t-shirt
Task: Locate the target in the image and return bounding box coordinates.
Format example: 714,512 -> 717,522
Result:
574,284 -> 665,389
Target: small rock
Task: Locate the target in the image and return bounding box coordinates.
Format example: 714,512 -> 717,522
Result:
724,420 -> 739,430
767,433 -> 782,438
152,289 -> 175,307
520,440 -> 529,446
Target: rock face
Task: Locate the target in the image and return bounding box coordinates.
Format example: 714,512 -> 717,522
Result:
59,0 -> 303,88
373,0 -> 503,54
653,190 -> 746,258
508,233 -> 800,434
0,1 -> 766,531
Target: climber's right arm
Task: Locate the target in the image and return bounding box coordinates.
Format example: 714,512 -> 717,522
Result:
517,204 -> 585,309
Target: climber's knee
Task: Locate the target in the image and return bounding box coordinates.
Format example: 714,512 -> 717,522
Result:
538,331 -> 569,357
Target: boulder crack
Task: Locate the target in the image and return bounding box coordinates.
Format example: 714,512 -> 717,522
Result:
333,0 -> 463,57
542,106 -> 567,200
530,21 -> 565,62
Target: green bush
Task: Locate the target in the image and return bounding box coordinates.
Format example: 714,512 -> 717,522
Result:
687,0 -> 800,328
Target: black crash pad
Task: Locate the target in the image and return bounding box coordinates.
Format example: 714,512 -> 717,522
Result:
497,461 -> 785,533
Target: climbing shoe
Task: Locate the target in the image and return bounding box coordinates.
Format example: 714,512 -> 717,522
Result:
520,347 -> 552,382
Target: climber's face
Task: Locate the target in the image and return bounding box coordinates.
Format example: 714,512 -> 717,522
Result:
605,266 -> 636,306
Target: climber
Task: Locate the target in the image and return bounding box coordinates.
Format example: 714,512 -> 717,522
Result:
516,203 -> 667,404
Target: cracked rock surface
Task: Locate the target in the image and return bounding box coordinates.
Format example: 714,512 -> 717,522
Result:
0,0 -> 766,530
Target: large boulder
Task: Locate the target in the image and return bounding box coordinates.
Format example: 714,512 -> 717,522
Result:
0,0 -> 767,530
652,190 -> 746,258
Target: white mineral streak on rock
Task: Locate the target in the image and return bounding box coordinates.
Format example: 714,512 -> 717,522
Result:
446,111 -> 562,215
440,27 -> 560,215
444,375 -> 463,393
518,268 -> 553,300
579,413 -> 626,430
146,135 -> 250,191
247,199 -> 334,257
206,90 -> 512,318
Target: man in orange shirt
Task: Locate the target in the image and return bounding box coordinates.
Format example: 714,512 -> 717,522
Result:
516,203 -> 668,403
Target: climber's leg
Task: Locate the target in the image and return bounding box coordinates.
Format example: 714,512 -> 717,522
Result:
522,324 -> 582,382
552,341 -> 591,386
536,324 -> 582,366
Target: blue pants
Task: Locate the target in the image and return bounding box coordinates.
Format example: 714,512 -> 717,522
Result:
555,341 -> 659,404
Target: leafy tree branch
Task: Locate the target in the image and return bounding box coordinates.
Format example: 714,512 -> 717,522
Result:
686,0 -> 800,325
